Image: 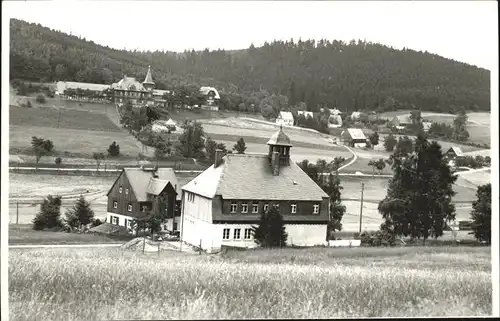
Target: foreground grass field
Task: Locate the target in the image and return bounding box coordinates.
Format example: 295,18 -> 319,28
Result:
9,246 -> 491,319
8,224 -> 129,245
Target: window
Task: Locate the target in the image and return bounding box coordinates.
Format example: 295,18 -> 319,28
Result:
244,228 -> 252,239
187,192 -> 195,202
173,222 -> 178,231
125,188 -> 129,195
113,201 -> 118,209
223,228 -> 230,240
241,203 -> 248,213
141,205 -> 147,212
230,203 -> 237,213
291,204 -> 297,214
313,204 -> 319,214
263,204 -> 269,212
234,228 -> 241,240
252,203 -> 259,213
128,204 -> 132,212
119,186 -> 122,193
111,216 -> 118,225
126,220 -> 132,228
274,204 -> 280,210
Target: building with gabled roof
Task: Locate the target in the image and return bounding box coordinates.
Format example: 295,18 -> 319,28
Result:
111,66 -> 158,108
275,111 -> 294,126
180,127 -> 330,252
340,128 -> 367,147
446,146 -> 465,159
199,86 -> 220,111
106,167 -> 182,234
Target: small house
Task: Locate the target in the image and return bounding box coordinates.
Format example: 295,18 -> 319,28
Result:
199,86 -> 220,111
297,110 -> 314,119
422,121 -> 432,133
276,111 -> 294,127
390,115 -> 413,128
446,147 -> 464,160
340,128 -> 367,148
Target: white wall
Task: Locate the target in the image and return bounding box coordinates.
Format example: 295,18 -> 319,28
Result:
286,224 -> 328,247
215,224 -> 259,248
276,118 -> 293,126
328,240 -> 361,247
182,215 -> 220,252
183,192 -> 212,222
106,212 -> 135,234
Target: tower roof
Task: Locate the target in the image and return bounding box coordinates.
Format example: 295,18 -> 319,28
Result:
266,126 -> 293,147
143,65 -> 154,85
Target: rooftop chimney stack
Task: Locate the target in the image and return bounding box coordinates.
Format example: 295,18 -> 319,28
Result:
271,151 -> 280,176
214,149 -> 224,168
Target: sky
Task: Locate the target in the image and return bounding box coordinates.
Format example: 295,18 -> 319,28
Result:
3,1 -> 499,70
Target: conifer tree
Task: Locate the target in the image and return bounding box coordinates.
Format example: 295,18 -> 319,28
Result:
470,183 -> 491,244
252,205 -> 288,248
32,195 -> 63,230
233,137 -> 247,154
64,195 -> 95,228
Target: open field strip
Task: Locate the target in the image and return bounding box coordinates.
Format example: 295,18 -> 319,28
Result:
8,246 -> 491,319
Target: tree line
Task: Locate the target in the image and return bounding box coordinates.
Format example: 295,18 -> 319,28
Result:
10,18 -> 490,115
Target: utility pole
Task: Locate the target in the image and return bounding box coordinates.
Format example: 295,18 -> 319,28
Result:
359,182 -> 364,234
16,202 -> 19,224
57,110 -> 62,128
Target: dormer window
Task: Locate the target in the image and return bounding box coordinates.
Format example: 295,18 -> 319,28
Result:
125,188 -> 129,195
313,204 -> 319,214
263,204 -> 269,212
241,203 -> 248,213
119,186 -> 123,193
291,204 -> 297,214
230,203 -> 237,213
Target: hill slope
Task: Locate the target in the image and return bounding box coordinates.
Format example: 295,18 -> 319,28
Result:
10,18 -> 490,113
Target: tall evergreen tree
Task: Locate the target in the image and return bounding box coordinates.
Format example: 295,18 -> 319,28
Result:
177,121 -> 206,159
32,195 -> 63,230
233,137 -> 247,154
378,134 -> 457,242
64,195 -> 95,228
252,206 -> 288,248
470,183 -> 491,244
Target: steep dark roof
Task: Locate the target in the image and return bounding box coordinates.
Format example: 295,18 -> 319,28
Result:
107,168 -> 181,201
266,127 -> 293,147
182,154 -> 328,201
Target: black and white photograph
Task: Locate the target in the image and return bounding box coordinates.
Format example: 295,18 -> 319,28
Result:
1,0 -> 498,320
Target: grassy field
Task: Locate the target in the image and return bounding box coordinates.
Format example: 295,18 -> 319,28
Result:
9,224 -> 130,245
9,246 -> 491,319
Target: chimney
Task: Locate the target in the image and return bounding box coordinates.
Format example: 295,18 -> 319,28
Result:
271,151 -> 280,176
153,165 -> 159,178
214,149 -> 224,167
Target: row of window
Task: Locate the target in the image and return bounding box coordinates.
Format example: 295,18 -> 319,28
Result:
229,203 -> 319,214
118,186 -> 129,195
113,201 -> 133,212
222,228 -> 252,240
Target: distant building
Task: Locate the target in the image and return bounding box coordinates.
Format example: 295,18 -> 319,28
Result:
422,121 -> 432,133
106,167 -> 182,234
55,81 -> 111,102
180,127 -> 330,252
350,111 -> 368,122
276,111 -> 294,126
199,86 -> 220,111
389,115 -> 413,128
111,67 -> 154,108
327,114 -> 343,128
151,119 -> 181,143
297,110 -> 314,119
446,147 -> 464,160
340,128 -> 367,148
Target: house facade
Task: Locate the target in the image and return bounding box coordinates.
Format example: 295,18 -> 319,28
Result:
445,147 -> 464,160
199,86 -> 220,111
106,167 -> 182,234
55,81 -> 111,102
276,111 -> 294,126
340,128 -> 367,147
180,128 -> 330,252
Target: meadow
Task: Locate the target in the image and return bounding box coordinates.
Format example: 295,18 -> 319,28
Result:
8,246 -> 491,319
9,113 -> 142,158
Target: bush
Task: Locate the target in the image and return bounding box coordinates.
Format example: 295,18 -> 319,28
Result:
36,94 -> 47,104
107,141 -> 120,157
92,218 -> 103,227
360,230 -> 395,247
55,157 -> 62,165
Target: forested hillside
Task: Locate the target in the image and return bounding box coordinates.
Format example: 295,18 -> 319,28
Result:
10,18 -> 490,113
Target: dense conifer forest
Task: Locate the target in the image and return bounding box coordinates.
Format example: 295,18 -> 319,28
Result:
10,18 -> 490,113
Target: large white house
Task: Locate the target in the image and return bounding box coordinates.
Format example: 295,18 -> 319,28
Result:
275,111 -> 294,126
180,127 -> 330,252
